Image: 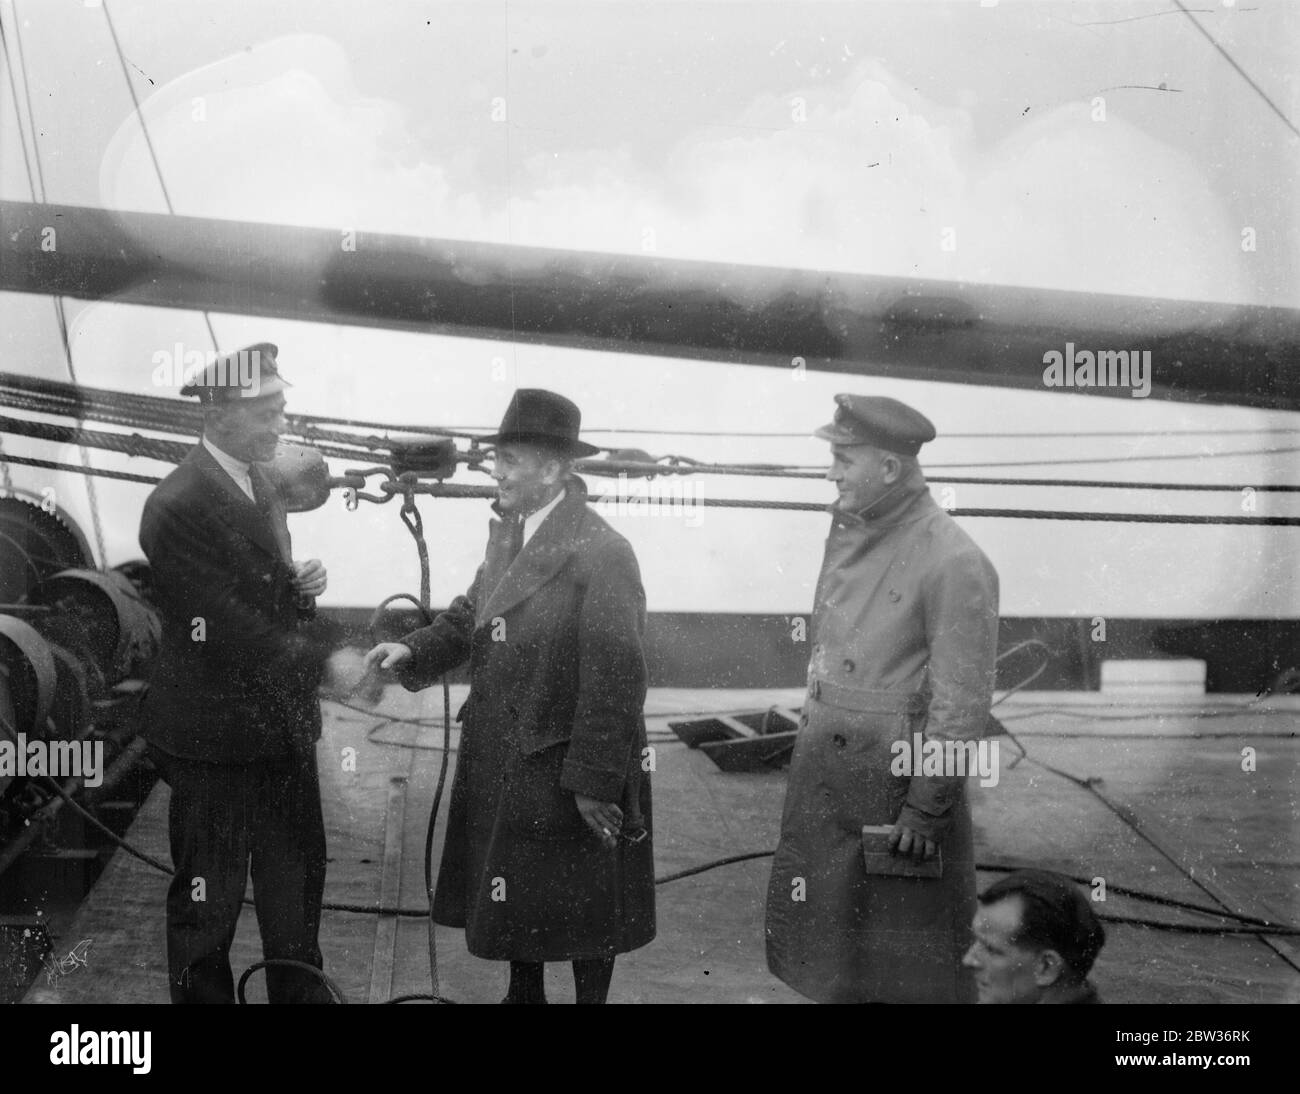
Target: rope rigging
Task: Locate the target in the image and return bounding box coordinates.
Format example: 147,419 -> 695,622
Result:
3,372 -> 1297,526
100,0 -> 221,355
1,3 -> 107,562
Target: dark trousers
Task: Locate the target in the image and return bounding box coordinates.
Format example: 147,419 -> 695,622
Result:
150,745 -> 330,1004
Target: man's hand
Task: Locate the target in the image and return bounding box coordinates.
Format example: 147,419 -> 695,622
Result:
575,794 -> 622,850
889,822 -> 938,861
320,649 -> 384,703
363,642 -> 412,673
293,558 -> 328,598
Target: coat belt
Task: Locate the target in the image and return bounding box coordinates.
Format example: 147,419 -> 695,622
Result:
806,677 -> 926,715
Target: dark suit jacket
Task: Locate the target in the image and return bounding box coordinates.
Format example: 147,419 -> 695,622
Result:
138,443 -> 334,764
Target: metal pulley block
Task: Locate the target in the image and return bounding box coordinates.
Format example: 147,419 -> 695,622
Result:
259,442 -> 332,512
599,448 -> 658,478
385,434 -> 458,480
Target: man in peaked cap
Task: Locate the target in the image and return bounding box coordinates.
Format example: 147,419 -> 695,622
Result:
365,390 -> 655,1004
140,342 -> 339,1003
179,342 -> 284,405
765,393 -> 1000,1003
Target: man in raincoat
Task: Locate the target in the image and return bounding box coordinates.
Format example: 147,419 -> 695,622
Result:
365,389 -> 654,1004
765,393 -> 1000,1003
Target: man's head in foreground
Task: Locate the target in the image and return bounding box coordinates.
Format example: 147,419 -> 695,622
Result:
963,869 -> 1106,1004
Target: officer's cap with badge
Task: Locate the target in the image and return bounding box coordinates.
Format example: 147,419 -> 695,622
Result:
180,342 -> 291,406
814,394 -> 936,456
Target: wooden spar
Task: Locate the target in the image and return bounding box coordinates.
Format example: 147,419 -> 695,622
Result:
2,199 -> 1298,409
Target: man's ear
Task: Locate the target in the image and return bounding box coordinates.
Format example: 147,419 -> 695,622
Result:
1032,948 -> 1067,988
540,454 -> 566,486
204,405 -> 231,440
881,453 -> 903,484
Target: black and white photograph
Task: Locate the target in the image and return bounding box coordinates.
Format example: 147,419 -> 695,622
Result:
0,0 -> 1296,1051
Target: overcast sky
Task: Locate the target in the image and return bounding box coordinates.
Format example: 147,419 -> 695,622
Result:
3,0 -> 1296,298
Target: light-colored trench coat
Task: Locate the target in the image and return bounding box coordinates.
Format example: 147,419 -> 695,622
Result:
765,477 -> 999,1003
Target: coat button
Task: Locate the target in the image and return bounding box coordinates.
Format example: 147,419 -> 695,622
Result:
888,589 -> 901,602
832,733 -> 847,748
842,658 -> 855,673
261,574 -> 272,583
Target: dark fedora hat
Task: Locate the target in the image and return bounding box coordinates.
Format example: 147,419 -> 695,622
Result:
481,389 -> 601,457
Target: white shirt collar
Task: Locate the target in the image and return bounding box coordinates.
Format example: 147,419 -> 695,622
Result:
522,487 -> 565,547
202,436 -> 255,501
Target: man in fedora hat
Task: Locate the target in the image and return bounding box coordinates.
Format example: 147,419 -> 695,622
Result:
365,389 -> 655,1004
765,394 -> 1000,1003
139,343 -> 338,1003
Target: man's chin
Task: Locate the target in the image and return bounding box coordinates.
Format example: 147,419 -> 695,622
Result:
976,985 -> 1036,1005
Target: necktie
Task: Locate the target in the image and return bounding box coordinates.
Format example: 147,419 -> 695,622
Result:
504,514 -> 524,563
249,467 -> 270,511
251,468 -> 293,563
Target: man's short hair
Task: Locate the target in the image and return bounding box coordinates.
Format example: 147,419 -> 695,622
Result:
978,869 -> 1106,980
831,444 -> 920,473
894,451 -> 921,477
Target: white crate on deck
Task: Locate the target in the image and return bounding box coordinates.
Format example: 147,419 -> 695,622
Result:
1099,659 -> 1207,696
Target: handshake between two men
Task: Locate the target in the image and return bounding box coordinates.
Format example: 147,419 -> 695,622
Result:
359,640 -> 628,850
333,389 -> 658,1005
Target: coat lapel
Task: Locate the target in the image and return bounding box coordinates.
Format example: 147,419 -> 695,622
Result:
476,480 -> 587,626
187,444 -> 283,561
814,491 -> 930,650
251,463 -> 293,563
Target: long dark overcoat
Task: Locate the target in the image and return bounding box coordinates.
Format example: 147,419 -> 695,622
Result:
765,480 -> 999,1003
397,477 -> 655,961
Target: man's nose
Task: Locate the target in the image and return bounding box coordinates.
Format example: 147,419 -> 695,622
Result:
825,466 -> 839,482
961,946 -> 980,969
490,464 -> 506,481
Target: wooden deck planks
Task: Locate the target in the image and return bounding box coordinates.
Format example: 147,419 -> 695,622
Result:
22,688 -> 1300,1004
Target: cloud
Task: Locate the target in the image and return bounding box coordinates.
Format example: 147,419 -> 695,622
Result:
100,35 -> 1250,302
